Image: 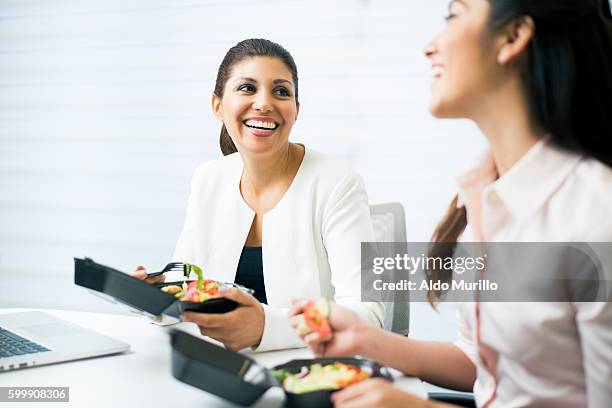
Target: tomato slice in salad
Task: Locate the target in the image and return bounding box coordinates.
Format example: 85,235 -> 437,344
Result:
184,279 -> 220,299
172,264 -> 223,303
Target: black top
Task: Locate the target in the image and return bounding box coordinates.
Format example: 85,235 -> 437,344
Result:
234,246 -> 267,304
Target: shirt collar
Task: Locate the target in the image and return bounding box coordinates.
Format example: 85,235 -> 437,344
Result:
457,139 -> 582,221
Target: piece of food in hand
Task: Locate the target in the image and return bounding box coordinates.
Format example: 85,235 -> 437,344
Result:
297,298 -> 331,337
272,362 -> 371,394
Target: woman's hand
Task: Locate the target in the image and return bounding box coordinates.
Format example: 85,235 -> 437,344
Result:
289,300 -> 369,357
332,378 -> 434,408
181,287 -> 265,351
131,265 -> 166,284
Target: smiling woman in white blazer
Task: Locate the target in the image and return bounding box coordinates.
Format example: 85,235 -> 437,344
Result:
173,146 -> 382,352
134,38 -> 383,352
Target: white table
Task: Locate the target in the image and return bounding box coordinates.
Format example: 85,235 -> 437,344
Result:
0,309 -> 425,407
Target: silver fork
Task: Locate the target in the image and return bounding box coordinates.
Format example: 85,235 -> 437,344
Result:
145,262 -> 187,278
147,264 -> 256,295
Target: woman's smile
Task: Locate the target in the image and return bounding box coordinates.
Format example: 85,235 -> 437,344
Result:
242,116 -> 280,137
431,63 -> 445,81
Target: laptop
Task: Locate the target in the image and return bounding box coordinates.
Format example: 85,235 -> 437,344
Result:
0,311 -> 129,372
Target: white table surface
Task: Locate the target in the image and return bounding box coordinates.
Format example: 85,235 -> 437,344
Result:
0,308 -> 426,407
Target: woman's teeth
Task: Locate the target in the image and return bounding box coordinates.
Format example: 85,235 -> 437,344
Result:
244,120 -> 278,130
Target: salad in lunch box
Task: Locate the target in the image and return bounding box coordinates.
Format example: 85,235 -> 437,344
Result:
272,362 -> 371,394
160,263 -> 221,302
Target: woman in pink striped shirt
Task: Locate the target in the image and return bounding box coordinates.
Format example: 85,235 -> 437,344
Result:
291,0 -> 612,407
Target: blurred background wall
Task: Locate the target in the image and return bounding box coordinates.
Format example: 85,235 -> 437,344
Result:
0,0 -> 486,341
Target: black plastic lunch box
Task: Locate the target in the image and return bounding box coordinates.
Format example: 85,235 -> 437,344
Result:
73,257 -> 240,317
169,329 -> 393,408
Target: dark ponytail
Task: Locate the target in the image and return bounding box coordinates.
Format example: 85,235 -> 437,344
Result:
213,38 -> 299,156
427,0 -> 612,304
219,124 -> 237,156
427,197 -> 467,305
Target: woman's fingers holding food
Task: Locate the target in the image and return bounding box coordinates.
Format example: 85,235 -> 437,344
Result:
131,265 -> 165,284
289,314 -> 301,330
289,299 -> 308,316
296,318 -> 332,356
146,274 -> 165,284
219,287 -> 257,306
326,303 -> 362,332
304,331 -> 323,346
132,266 -> 147,279
289,313 -> 312,333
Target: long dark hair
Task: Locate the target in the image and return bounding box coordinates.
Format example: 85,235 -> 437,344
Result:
213,38 -> 299,156
427,0 -> 612,303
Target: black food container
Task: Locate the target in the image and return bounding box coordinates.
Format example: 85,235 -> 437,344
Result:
74,257 -> 243,318
169,329 -> 393,408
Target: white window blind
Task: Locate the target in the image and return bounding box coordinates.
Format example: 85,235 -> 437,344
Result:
1,1 -> 480,338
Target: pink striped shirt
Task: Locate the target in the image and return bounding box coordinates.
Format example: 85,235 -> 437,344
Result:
454,140 -> 612,407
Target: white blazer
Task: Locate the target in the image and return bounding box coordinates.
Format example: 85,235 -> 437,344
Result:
172,147 -> 384,351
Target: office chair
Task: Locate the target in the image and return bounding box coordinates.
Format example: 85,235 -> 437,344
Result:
370,203 -> 476,407
370,202 -> 409,336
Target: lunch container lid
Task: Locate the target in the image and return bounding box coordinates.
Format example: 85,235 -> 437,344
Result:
170,329 -> 276,406
169,330 -> 393,408
74,257 -> 239,318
